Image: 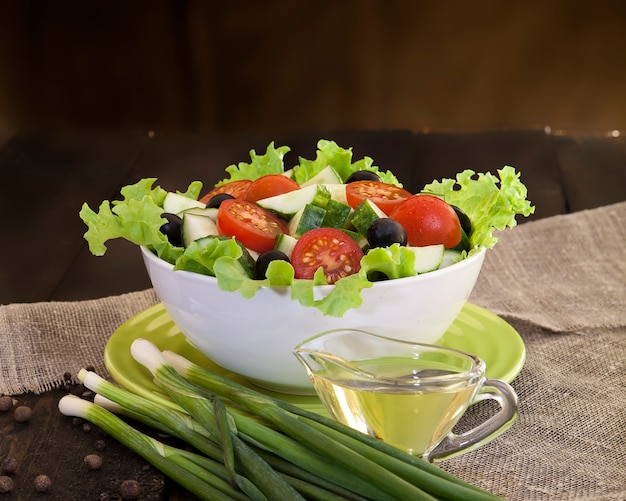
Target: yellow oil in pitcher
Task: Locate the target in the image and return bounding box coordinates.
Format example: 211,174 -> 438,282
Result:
309,356 -> 477,456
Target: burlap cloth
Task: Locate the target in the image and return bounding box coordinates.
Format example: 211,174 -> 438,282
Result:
1,202 -> 624,500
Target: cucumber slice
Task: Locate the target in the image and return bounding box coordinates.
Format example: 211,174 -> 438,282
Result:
300,166 -> 342,187
257,184 -> 320,219
326,184 -> 348,205
440,249 -> 463,269
182,213 -> 219,247
181,207 -> 218,221
349,199 -> 387,236
408,244 -> 445,273
275,233 -> 298,258
452,228 -> 471,252
341,228 -> 369,250
163,192 -> 205,215
289,204 -> 327,237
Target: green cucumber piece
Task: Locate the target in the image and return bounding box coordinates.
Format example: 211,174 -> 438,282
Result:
440,249 -> 463,269
300,165 -> 342,186
311,184 -> 332,208
182,207 -> 218,221
257,184 -> 326,219
182,213 -> 219,247
341,228 -> 369,250
452,227 -> 471,252
274,233 -> 298,258
408,244 -> 445,273
349,199 -> 387,236
163,192 -> 205,214
321,199 -> 352,229
288,204 -> 327,237
326,184 -> 348,205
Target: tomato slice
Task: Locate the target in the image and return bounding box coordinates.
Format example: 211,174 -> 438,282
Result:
389,194 -> 461,248
242,174 -> 300,203
345,181 -> 412,215
291,228 -> 364,284
216,199 -> 289,253
199,180 -> 252,204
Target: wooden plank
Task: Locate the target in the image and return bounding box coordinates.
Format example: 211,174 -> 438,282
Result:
552,134 -> 626,212
0,131 -> 150,304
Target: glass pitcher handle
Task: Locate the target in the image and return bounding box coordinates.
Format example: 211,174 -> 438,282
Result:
426,378 -> 519,462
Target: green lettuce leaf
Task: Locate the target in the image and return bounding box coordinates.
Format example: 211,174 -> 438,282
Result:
218,142 -> 290,185
80,178 -> 189,261
113,177 -> 168,207
292,139 -> 401,186
423,166 -> 535,250
176,180 -> 204,200
359,245 -> 417,280
174,237 -> 246,276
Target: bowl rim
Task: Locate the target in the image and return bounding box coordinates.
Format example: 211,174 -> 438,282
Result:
140,245 -> 486,290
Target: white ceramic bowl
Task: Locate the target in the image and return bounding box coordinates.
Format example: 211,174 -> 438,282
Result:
141,246 -> 486,394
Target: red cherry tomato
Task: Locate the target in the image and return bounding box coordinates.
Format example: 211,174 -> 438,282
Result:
242,174 -> 300,203
199,180 -> 252,204
345,181 -> 413,215
389,194 -> 461,249
291,228 -> 364,284
216,199 -> 289,253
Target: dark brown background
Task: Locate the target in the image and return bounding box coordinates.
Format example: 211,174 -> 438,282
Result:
0,0 -> 625,137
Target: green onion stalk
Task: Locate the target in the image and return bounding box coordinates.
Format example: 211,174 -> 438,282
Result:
130,338 -> 306,501
79,369 -> 223,461
58,395 -> 247,501
91,382 -> 380,500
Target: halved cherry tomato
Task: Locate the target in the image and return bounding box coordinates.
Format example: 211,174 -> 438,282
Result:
345,180 -> 412,215
242,174 -> 300,203
291,228 -> 364,284
199,180 -> 252,204
216,199 -> 288,253
389,194 -> 461,248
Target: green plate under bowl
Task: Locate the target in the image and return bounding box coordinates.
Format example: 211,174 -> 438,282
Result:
104,302 -> 525,414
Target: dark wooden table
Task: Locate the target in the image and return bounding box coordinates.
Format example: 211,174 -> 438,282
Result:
1,128 -> 625,500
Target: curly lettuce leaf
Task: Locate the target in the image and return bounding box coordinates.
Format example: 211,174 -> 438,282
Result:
175,180 -> 204,200
423,166 -> 535,250
293,139 -> 401,186
218,142 -> 290,185
113,177 -> 168,207
359,245 -> 417,280
174,237 -> 247,276
80,178 -> 191,261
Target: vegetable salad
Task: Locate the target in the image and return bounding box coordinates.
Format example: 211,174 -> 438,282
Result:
80,140 -> 534,316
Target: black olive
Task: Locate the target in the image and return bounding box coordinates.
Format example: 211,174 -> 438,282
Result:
206,193 -> 235,209
366,218 -> 407,248
160,213 -> 183,246
452,205 -> 472,236
345,170 -> 382,183
255,250 -> 291,279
